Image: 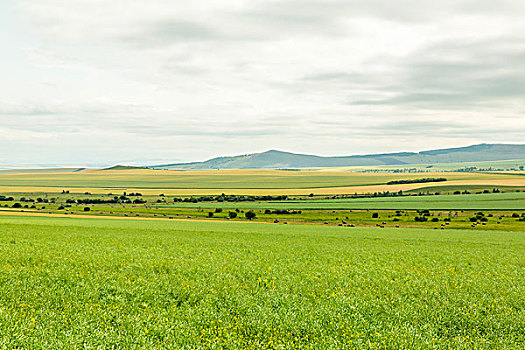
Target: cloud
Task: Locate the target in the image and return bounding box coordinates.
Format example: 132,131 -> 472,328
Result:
2,0 -> 525,164
348,37 -> 525,108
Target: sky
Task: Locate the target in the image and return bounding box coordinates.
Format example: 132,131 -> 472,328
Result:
1,0 -> 525,166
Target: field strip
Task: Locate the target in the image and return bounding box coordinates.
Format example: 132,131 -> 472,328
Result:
0,210 -> 445,229
0,209 -> 274,225
1,178 -> 524,195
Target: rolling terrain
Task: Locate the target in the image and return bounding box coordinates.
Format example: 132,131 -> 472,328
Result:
154,144 -> 525,170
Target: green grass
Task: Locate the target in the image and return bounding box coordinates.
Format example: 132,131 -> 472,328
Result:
155,192 -> 525,210
0,216 -> 524,349
407,184 -> 525,194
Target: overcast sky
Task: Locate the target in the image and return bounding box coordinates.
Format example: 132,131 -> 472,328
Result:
1,0 -> 525,166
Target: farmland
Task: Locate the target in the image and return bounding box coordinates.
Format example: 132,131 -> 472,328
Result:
0,215 -> 524,349
153,192 -> 525,210
0,168 -> 524,195
1,167 -> 525,348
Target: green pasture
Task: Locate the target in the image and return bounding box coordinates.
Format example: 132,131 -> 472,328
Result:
156,192 -> 525,210
406,184 -> 525,194
0,215 -> 524,349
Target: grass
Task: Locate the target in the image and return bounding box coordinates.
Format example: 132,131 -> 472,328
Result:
3,190 -> 525,231
153,192 -> 525,210
0,215 -> 524,349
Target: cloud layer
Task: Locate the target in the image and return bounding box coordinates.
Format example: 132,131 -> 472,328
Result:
1,0 -> 524,165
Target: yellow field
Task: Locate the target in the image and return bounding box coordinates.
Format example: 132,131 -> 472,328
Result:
1,168 -> 524,195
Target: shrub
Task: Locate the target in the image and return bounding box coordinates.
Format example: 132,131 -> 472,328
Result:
228,211 -> 237,219
372,213 -> 379,219
245,211 -> 256,220
84,207 -> 91,212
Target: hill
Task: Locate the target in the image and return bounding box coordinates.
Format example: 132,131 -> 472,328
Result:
103,165 -> 148,171
151,144 -> 525,170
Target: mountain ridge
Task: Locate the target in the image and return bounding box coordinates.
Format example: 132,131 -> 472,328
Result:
151,144 -> 525,170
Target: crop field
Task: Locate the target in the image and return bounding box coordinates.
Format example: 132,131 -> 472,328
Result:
0,215 -> 524,349
156,192 -> 525,211
0,168 -> 524,195
317,160 -> 525,173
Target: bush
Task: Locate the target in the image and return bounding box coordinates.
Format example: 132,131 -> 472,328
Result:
228,211 -> 237,219
387,178 -> 447,185
245,211 -> 256,220
12,203 -> 22,208
372,213 -> 379,219
214,208 -> 223,213
431,218 -> 439,222
208,212 -> 214,217
84,207 -> 91,212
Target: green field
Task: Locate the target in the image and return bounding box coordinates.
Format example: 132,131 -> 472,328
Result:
155,192 -> 525,210
0,215 -> 523,349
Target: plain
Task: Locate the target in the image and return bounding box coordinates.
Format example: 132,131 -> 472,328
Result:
0,215 -> 524,349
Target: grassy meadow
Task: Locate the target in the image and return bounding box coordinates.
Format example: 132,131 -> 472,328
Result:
0,215 -> 524,349
154,192 -> 525,210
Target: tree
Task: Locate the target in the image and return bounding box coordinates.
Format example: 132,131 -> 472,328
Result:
245,211 -> 256,220
208,212 -> 214,217
228,211 -> 237,219
372,213 -> 379,219
84,207 -> 91,212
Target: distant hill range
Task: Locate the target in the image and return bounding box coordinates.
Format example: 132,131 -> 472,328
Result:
151,144 -> 525,170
